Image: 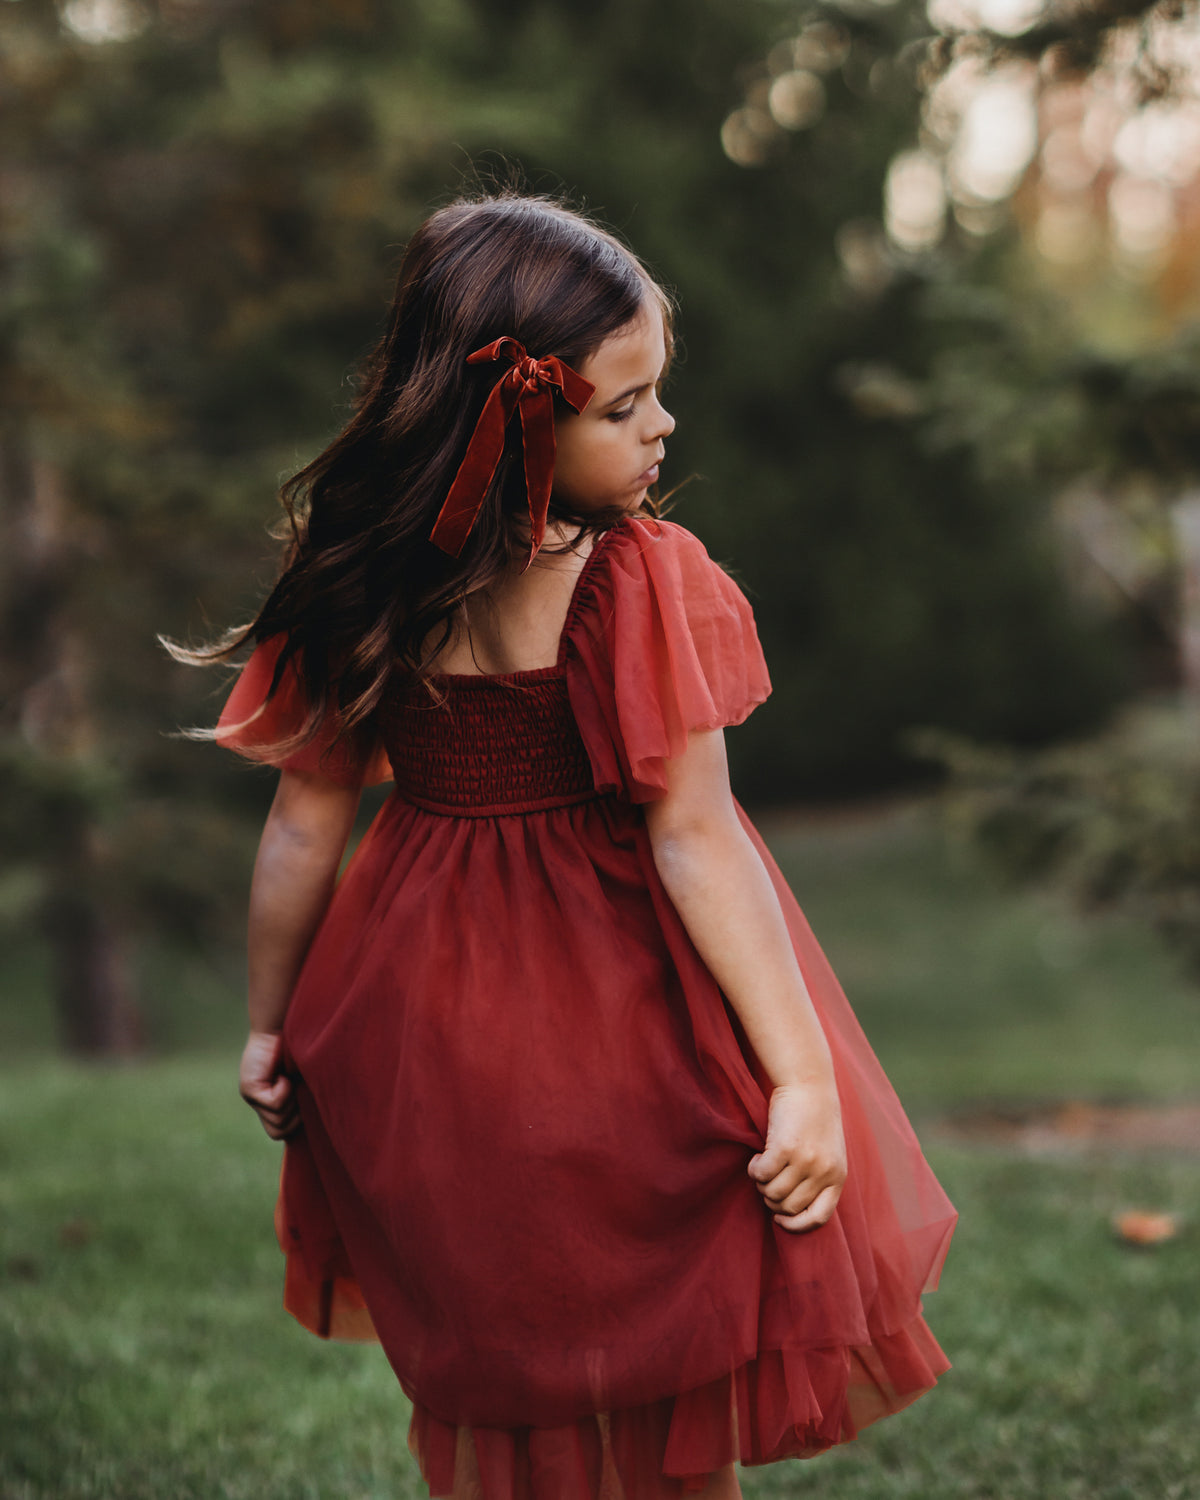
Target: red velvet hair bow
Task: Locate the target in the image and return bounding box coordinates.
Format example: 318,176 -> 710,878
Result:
428,337 -> 595,563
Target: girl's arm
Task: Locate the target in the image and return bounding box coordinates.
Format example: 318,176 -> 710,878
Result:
643,729 -> 847,1233
239,767 -> 362,1140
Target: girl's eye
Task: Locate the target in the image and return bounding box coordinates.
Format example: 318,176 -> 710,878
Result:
608,405 -> 635,423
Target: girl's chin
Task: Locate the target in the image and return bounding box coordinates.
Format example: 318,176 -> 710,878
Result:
546,490 -> 651,520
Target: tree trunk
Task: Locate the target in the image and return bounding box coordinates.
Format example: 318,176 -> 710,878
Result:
42,867 -> 142,1056
0,426 -> 143,1056
1172,491 -> 1200,707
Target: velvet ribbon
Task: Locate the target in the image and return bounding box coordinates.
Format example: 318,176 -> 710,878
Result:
429,337 -> 595,564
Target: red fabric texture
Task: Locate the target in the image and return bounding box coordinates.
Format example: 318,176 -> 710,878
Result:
564,518 -> 771,802
215,634 -> 392,788
217,517 -> 956,1499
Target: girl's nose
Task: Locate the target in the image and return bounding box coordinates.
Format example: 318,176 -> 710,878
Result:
651,397 -> 676,440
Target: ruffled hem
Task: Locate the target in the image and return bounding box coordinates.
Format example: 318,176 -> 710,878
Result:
215,633 -> 392,787
405,1313 -> 950,1500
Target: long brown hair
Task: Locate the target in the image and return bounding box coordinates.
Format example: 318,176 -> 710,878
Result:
166,190 -> 674,763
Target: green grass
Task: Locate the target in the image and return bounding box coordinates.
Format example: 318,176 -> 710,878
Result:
3,800 -> 1199,1496
0,1063 -> 411,1500
1,1059 -> 1196,1499
760,800 -> 1200,1115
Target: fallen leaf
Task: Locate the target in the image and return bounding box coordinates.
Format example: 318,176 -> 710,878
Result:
1112,1210 -> 1179,1246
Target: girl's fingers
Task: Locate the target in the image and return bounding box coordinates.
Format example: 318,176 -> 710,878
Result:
244,1072 -> 290,1101
250,1101 -> 301,1140
238,1032 -> 299,1141
754,1162 -> 806,1202
756,1159 -> 840,1207
242,1092 -> 288,1118
245,1105 -> 290,1131
241,1083 -> 300,1134
241,1076 -> 292,1110
769,1177 -> 818,1216
747,1147 -> 787,1184
247,1095 -> 295,1123
772,1184 -> 842,1234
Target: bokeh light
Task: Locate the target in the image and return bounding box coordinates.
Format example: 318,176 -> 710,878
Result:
61,0 -> 147,44
1108,172 -> 1177,266
768,70 -> 826,131
884,149 -> 948,250
926,0 -> 1046,35
720,105 -> 778,167
946,71 -> 1039,204
722,19 -> 848,164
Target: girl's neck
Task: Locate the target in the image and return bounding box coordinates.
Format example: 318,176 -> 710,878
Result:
425,521 -> 599,678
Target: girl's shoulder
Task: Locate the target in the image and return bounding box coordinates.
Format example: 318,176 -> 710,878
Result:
604,513 -> 723,561
586,515 -> 756,619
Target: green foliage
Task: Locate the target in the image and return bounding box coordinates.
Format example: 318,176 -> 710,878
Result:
895,254 -> 1200,985
913,703 -> 1200,975
1,1058 -> 1197,1498
764,801 -> 1200,1107
916,280 -> 1200,491
926,0 -> 1188,94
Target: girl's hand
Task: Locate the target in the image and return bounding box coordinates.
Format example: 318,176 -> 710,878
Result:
748,1081 -> 847,1233
239,1029 -> 300,1141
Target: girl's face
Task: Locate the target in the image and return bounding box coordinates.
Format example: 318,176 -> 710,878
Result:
552,303 -> 675,515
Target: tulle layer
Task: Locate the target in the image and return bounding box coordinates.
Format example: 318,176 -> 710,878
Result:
564,520 -> 772,805
278,1134 -> 949,1500
406,1313 -> 949,1500
215,633 -> 392,787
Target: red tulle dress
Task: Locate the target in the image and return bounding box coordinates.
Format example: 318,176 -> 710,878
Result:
216,516 -> 957,1500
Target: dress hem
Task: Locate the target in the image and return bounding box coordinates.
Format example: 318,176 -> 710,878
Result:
403,1309 -> 950,1500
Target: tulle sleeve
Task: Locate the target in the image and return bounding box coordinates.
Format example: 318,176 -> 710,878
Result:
215,634 -> 393,788
565,518 -> 771,802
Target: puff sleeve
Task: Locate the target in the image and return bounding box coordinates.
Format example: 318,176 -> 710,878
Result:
565,519 -> 771,802
215,634 -> 392,788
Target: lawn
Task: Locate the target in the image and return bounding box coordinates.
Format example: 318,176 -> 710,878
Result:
762,799 -> 1200,1115
1,801 -> 1197,1498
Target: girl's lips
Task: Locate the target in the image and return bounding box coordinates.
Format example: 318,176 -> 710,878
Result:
636,464 -> 660,486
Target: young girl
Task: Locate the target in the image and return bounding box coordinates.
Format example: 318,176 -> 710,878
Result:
188,191 -> 956,1500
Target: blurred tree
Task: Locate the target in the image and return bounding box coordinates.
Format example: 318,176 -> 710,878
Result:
891,0 -> 1200,967
925,0 -> 1191,92
698,12 -> 1126,783
916,701 -> 1200,972
907,315 -> 1200,959
0,0 -> 1130,1049
1,0 -> 448,1049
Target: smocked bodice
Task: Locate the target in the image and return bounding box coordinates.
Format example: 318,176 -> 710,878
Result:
377,670 -> 598,817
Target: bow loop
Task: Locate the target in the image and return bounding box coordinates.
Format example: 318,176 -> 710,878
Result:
429,338 -> 595,564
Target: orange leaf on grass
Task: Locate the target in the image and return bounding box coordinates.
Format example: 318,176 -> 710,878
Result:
1111,1210 -> 1180,1246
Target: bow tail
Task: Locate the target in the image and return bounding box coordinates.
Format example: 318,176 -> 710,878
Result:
429,380 -> 520,557
518,389 -> 558,569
